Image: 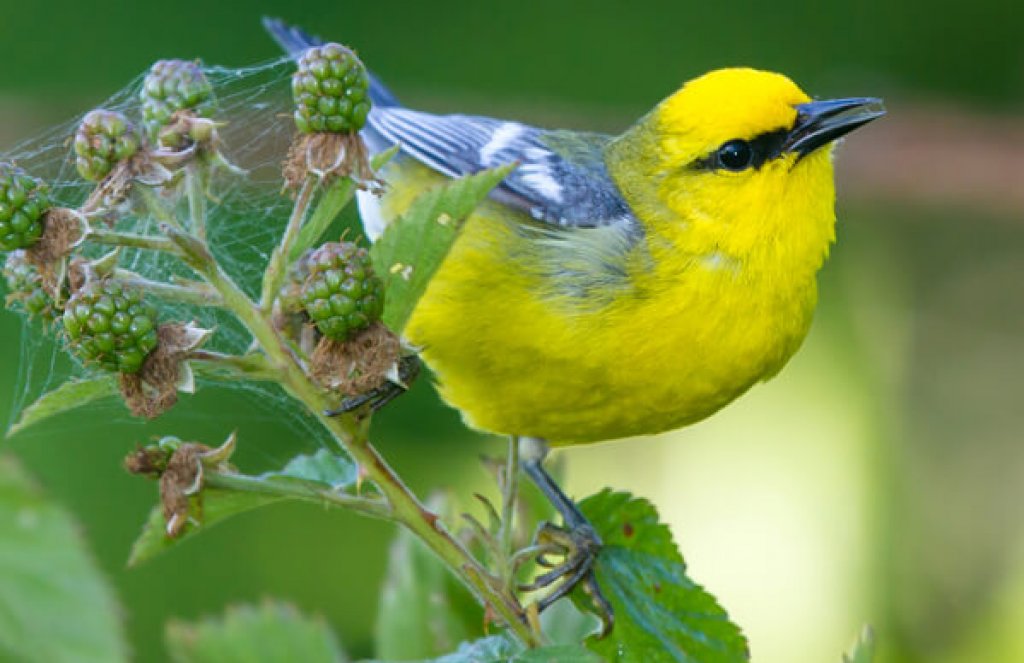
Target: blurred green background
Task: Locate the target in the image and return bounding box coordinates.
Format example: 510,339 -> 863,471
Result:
1,1 -> 1022,661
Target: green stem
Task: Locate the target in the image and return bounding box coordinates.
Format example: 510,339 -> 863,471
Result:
190,351 -> 280,382
136,185 -> 183,230
86,228 -> 182,255
499,435 -> 521,584
113,269 -> 222,307
261,176 -> 316,312
204,471 -> 392,521
186,162 -> 207,240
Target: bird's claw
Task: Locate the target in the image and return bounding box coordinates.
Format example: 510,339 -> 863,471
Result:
519,520 -> 613,637
324,355 -> 421,416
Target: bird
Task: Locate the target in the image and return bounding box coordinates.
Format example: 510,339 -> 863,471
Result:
263,17 -> 885,631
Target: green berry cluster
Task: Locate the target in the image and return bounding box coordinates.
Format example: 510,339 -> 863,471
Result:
301,242 -> 383,341
140,59 -> 215,140
3,251 -> 55,321
0,163 -> 50,251
292,43 -> 370,134
63,280 -> 159,373
74,110 -> 141,182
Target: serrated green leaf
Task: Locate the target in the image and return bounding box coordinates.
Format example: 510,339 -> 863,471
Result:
291,146 -> 399,261
128,487 -> 283,566
375,494 -> 481,659
165,600 -> 346,663
0,453 -> 128,662
129,449 -> 358,566
369,165 -> 514,333
6,376 -> 118,438
842,625 -> 876,663
575,490 -> 749,663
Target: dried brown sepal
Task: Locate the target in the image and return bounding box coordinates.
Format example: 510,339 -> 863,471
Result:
24,207 -> 82,299
282,131 -> 381,193
123,444 -> 170,477
160,443 -> 210,537
81,150 -> 173,215
309,320 -> 400,396
123,434 -> 236,538
118,322 -> 202,418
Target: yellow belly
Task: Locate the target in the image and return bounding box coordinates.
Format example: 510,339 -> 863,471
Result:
384,162 -> 819,445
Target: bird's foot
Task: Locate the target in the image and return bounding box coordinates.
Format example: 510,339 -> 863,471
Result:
324,355 -> 420,416
519,521 -> 614,637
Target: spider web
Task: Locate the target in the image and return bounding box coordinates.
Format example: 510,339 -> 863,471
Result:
1,56 -> 340,452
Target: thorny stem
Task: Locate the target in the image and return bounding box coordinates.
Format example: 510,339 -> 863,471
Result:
260,176 -> 316,312
204,470 -> 392,521
145,170 -> 541,647
499,435 -> 521,587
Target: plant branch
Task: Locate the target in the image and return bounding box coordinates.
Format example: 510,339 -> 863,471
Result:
86,228 -> 182,255
136,184 -> 183,230
185,162 -> 207,240
261,176 -> 316,312
499,435 -> 520,585
204,470 -> 392,521
113,269 -> 223,307
189,351 -> 281,382
160,190 -> 540,648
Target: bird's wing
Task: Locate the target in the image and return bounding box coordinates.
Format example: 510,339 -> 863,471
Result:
368,107 -> 638,230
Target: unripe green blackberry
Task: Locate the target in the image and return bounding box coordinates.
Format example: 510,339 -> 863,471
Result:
140,59 -> 215,141
3,251 -> 55,320
301,242 -> 383,341
63,279 -> 159,374
0,163 -> 50,251
74,110 -> 141,182
292,43 -> 370,134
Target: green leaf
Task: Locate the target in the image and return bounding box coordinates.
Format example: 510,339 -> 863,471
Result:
291,146 -> 399,261
369,165 -> 514,333
165,600 -> 346,663
129,450 -> 358,566
128,487 -> 283,567
263,448 -> 357,488
6,376 -> 118,438
0,453 -> 128,662
842,625 -> 876,663
374,494 -> 481,659
575,490 -> 749,663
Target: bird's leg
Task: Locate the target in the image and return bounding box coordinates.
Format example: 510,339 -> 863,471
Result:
518,436 -> 614,636
324,355 -> 421,416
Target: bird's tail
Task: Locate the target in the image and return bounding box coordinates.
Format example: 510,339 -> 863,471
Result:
261,17 -> 400,109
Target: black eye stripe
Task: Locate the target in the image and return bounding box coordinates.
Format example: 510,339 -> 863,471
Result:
692,128 -> 789,172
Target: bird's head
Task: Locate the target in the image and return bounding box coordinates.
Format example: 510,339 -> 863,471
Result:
617,67 -> 884,268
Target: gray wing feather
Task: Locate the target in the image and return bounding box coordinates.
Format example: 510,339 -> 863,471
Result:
368,107 -> 637,230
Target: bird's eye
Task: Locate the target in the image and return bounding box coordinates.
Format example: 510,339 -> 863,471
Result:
717,140 -> 753,171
